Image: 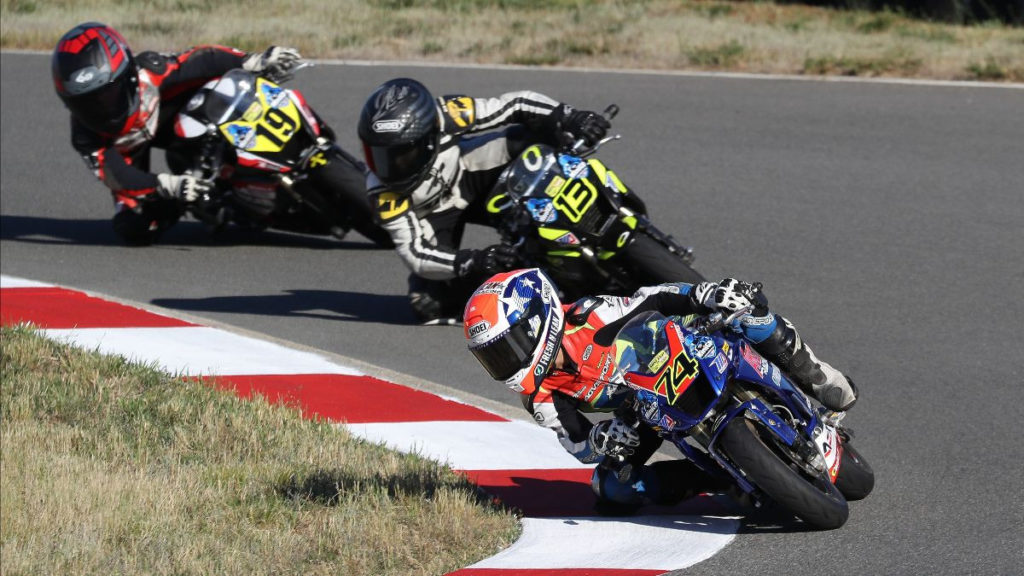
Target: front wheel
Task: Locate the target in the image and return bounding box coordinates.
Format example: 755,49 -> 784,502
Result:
835,441 -> 874,501
311,149 -> 394,248
719,417 -> 849,530
620,232 -> 704,286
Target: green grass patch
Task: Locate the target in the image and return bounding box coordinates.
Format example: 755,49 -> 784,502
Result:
963,57 -> 1023,81
0,325 -> 520,576
1,1 -> 1022,82
855,11 -> 897,33
685,40 -> 747,68
803,51 -> 923,76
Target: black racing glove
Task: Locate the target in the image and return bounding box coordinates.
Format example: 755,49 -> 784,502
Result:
555,105 -> 611,147
454,244 -> 519,278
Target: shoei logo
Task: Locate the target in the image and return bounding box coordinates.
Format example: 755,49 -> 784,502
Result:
373,119 -> 404,133
468,321 -> 489,338
74,69 -> 95,83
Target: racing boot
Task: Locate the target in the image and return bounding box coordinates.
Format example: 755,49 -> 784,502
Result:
753,315 -> 858,411
408,275 -> 462,326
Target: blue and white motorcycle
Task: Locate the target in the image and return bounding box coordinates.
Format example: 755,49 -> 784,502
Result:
612,308 -> 874,529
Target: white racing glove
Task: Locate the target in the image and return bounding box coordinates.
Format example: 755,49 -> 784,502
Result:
156,173 -> 214,203
589,418 -> 641,459
242,46 -> 302,82
698,278 -> 763,313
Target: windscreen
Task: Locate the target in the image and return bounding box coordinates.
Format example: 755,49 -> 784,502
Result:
201,69 -> 260,126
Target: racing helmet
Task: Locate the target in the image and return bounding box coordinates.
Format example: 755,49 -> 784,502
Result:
357,78 -> 440,193
464,268 -> 565,395
52,22 -> 139,135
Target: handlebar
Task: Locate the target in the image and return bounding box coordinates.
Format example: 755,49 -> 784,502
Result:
697,304 -> 755,336
264,59 -> 313,84
568,104 -> 621,157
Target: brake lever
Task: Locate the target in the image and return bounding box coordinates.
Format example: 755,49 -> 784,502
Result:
698,305 -> 754,335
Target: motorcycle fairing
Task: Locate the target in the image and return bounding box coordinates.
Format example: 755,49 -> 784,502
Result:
617,314 -> 730,432
287,89 -> 322,138
217,76 -> 302,155
734,341 -> 816,417
495,145 -> 636,260
813,422 -> 843,481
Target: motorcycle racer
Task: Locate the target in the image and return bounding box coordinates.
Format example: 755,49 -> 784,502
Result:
357,77 -> 611,324
52,22 -> 310,245
463,268 -> 858,511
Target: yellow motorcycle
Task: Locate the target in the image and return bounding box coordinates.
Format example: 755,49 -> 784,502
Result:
174,66 -> 390,246
487,106 -> 702,299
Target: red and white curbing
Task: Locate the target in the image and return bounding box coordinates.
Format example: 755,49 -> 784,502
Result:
1,274 -> 738,575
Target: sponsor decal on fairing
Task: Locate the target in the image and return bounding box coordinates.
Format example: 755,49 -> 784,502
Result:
740,342 -> 769,377
555,232 -> 580,245
526,198 -> 558,223
558,154 -> 589,179
713,352 -> 728,375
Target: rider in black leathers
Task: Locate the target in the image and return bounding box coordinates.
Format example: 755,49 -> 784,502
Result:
357,77 -> 611,324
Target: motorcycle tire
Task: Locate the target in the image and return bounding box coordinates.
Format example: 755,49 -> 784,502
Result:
719,417 -> 849,530
835,441 -> 874,501
320,150 -> 394,248
622,232 -> 704,286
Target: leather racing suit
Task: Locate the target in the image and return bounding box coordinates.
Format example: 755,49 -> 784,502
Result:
367,91 -> 569,319
524,279 -> 855,509
524,282 -> 723,510
68,45 -> 253,244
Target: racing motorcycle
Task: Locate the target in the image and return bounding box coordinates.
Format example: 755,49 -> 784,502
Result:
173,65 -> 391,246
610,307 -> 874,529
487,105 -> 703,300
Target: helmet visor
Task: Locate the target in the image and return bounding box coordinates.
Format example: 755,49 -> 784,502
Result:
470,313 -> 544,381
364,135 -> 435,188
65,76 -> 138,134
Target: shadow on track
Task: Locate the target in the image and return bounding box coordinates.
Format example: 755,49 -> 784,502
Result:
0,214 -> 384,251
150,289 -> 415,325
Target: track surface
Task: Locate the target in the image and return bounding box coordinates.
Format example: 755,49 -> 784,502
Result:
3,52 -> 1023,574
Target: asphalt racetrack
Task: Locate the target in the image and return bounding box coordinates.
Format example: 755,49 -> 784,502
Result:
3,52 -> 1023,574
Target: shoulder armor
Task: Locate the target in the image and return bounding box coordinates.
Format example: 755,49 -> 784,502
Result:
372,190 -> 411,222
566,297 -> 603,326
135,51 -> 169,75
440,95 -> 475,132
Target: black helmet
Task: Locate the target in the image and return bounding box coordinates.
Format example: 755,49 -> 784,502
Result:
52,22 -> 138,135
357,78 -> 440,193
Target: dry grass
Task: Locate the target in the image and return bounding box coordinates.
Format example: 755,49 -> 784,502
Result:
0,325 -> 519,576
1,0 -> 1022,81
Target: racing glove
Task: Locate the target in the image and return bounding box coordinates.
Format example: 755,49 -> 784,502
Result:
555,105 -> 611,147
242,46 -> 302,82
156,173 -> 214,203
589,418 -> 641,459
454,244 -> 519,278
694,277 -> 771,323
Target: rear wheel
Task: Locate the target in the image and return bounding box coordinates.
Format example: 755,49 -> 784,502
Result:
621,232 -> 704,285
719,417 -> 849,530
835,441 -> 874,501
